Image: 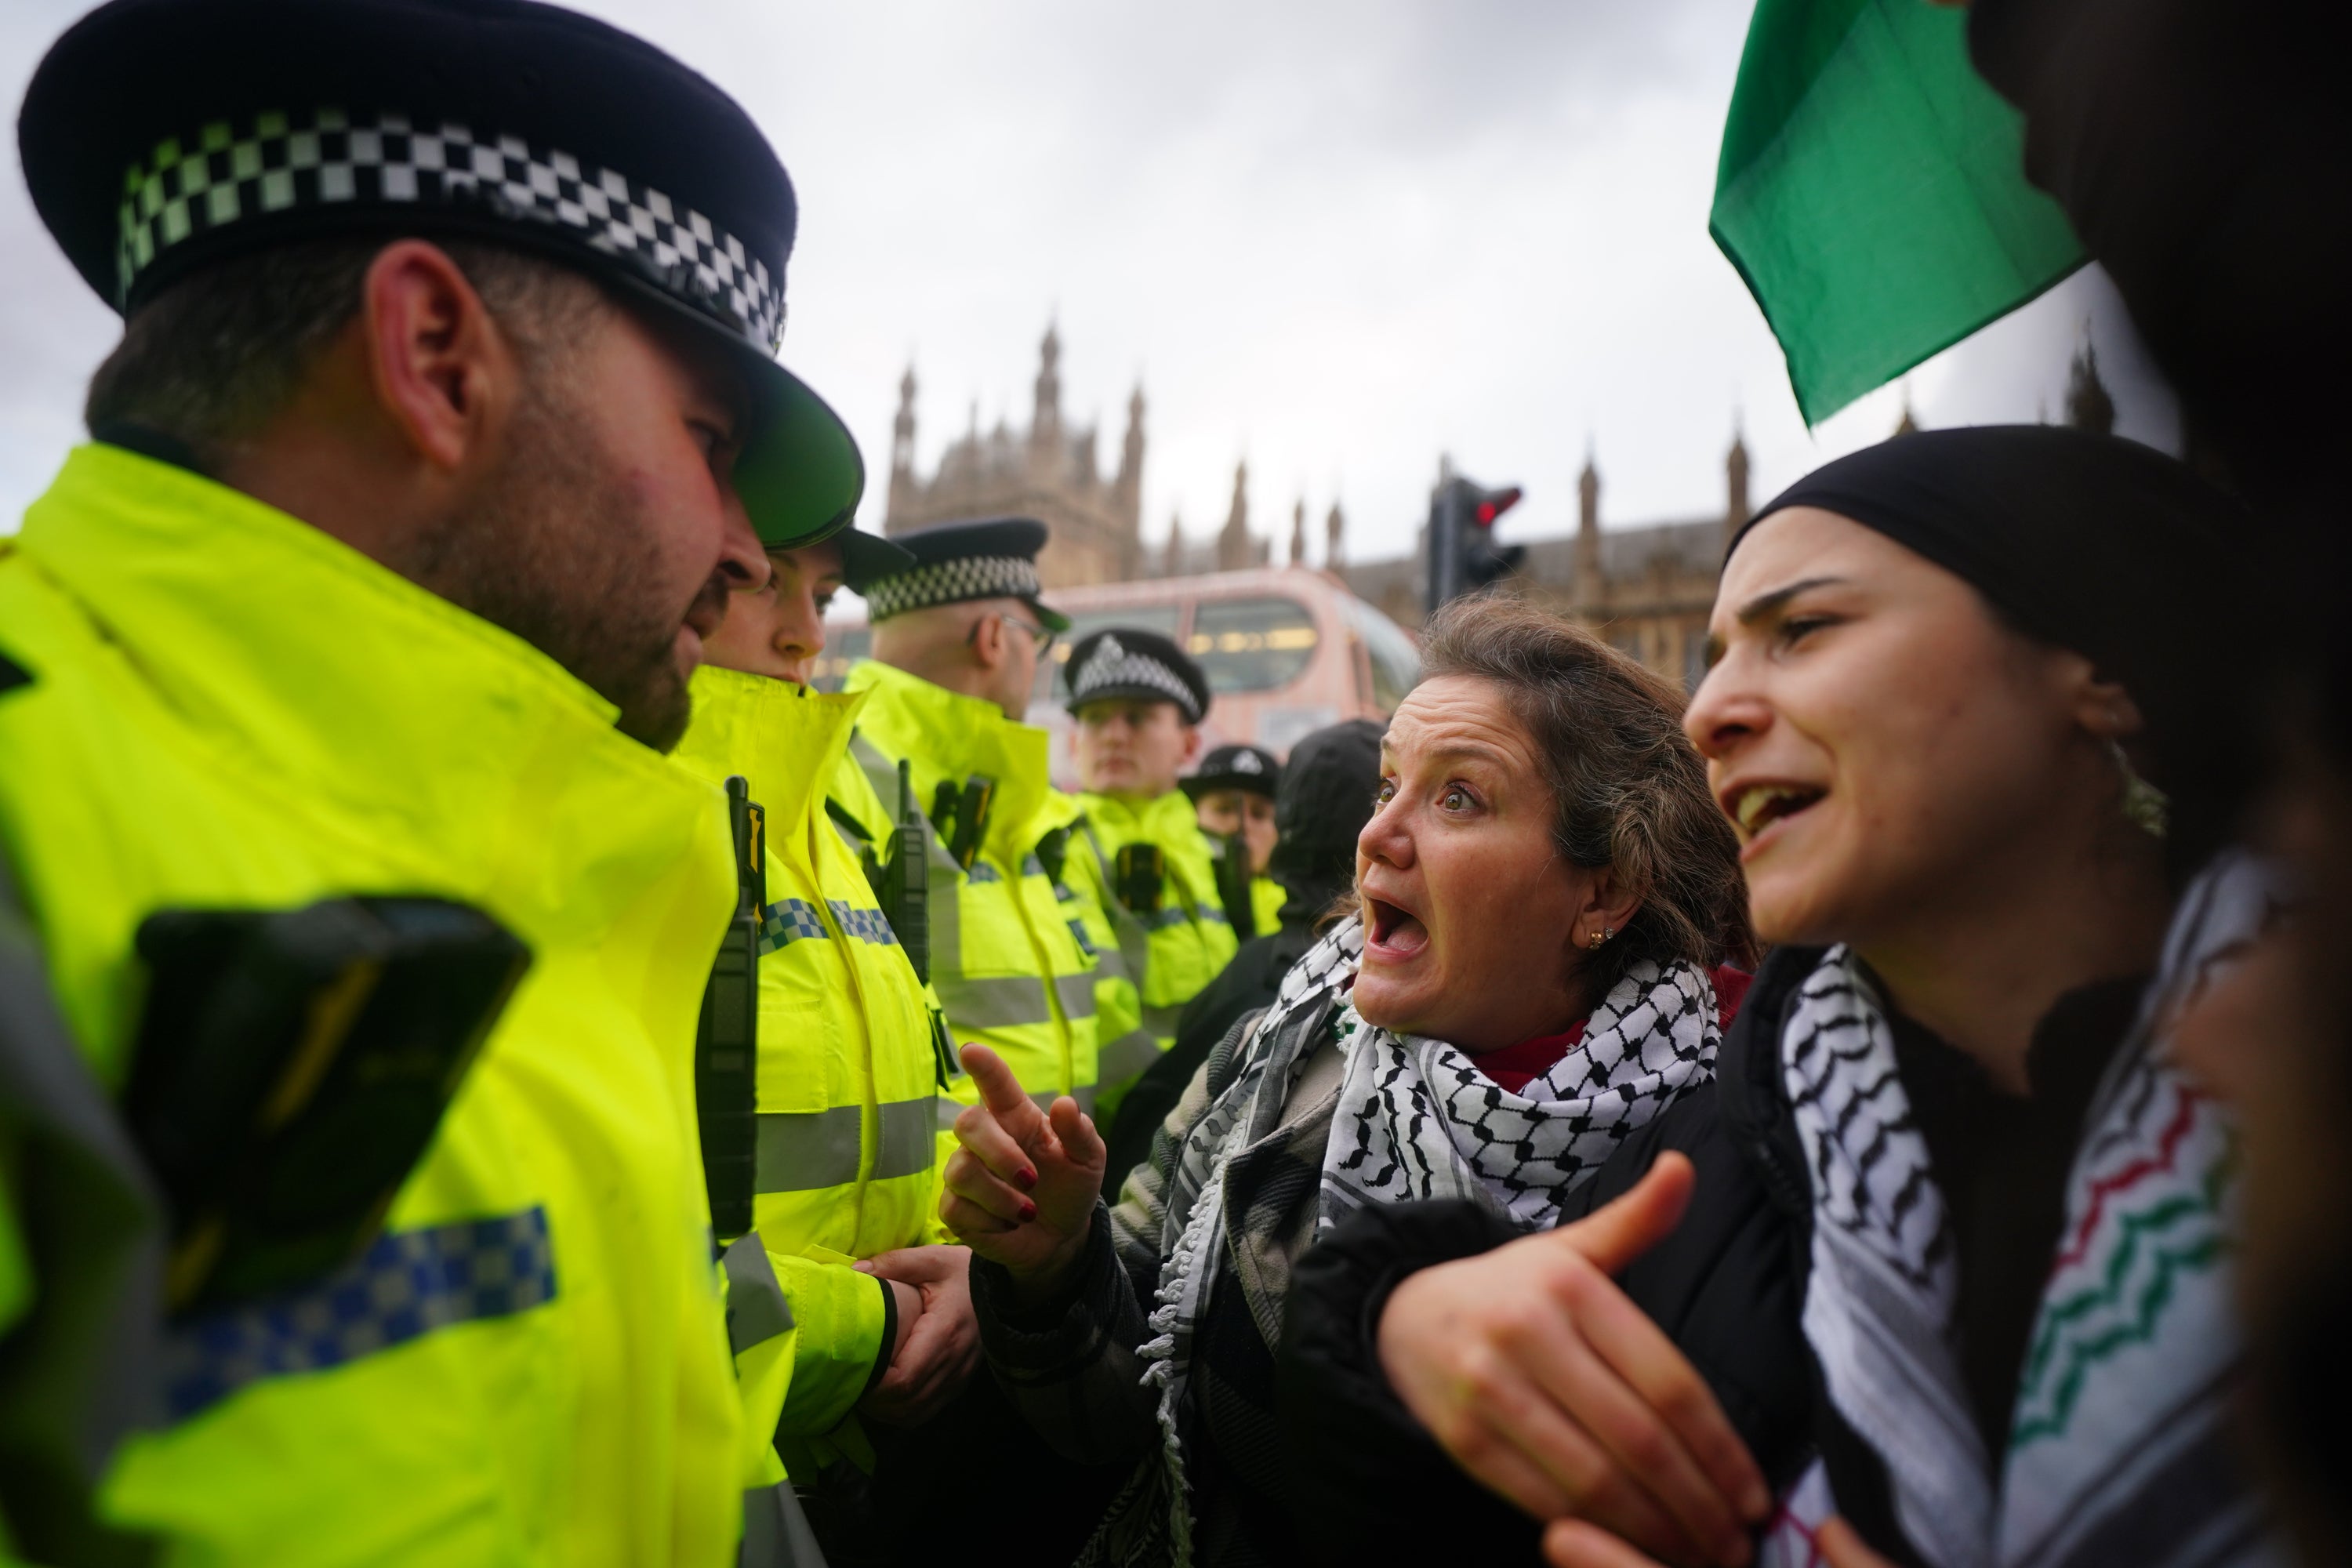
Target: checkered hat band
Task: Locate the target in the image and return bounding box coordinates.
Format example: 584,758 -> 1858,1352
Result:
1072,643 -> 1198,717
864,555 -> 1044,622
162,1206 -> 557,1421
114,108 -> 781,349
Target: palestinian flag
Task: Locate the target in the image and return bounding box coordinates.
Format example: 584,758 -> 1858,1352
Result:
1711,0 -> 2085,424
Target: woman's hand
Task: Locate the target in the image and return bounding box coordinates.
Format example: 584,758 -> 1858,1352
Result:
856,1245 -> 980,1427
939,1044 -> 1108,1301
1377,1152 -> 1770,1568
1544,1516 -> 1893,1568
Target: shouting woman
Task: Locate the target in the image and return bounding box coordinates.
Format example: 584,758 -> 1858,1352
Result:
938,598 -> 1754,1564
1279,427 -> 2271,1568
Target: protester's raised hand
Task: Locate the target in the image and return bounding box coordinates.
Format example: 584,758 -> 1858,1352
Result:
938,1044 -> 1107,1298
1377,1152 -> 1771,1568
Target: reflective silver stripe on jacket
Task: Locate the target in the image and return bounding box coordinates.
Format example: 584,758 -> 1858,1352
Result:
753,1096 -> 938,1195
935,972 -> 1054,1031
1054,971 -> 1096,1022
1097,1026 -> 1163,1087
720,1232 -> 794,1356
1142,1004 -> 1189,1039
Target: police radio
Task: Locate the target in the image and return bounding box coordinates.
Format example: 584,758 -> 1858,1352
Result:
1215,831 -> 1257,942
928,774 -> 996,873
865,757 -> 929,986
696,776 -> 761,1246
1114,844 -> 1165,917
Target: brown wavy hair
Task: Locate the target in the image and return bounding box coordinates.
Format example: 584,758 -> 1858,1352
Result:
1416,595 -> 1756,998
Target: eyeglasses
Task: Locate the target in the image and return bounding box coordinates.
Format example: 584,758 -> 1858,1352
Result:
993,612 -> 1056,658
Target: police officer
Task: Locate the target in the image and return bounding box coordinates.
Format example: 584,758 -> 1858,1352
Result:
678,522 -> 989,1487
839,519 -> 1104,1131
1182,741 -> 1287,939
1061,630 -> 1240,1119
4,1 -> 862,1559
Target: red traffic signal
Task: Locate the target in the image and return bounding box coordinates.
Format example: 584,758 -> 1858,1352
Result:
1472,486 -> 1523,527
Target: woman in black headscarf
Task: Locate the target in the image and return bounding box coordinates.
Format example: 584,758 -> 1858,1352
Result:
1276,427 -> 2278,1568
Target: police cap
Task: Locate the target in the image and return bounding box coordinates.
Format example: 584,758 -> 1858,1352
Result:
864,516 -> 1069,633
1063,627 -> 1210,726
20,0 -> 863,551
1181,742 -> 1280,801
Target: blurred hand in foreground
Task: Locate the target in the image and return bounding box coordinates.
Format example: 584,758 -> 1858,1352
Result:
1377,1152 -> 1771,1567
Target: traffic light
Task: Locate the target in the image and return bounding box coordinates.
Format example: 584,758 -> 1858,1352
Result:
1425,474 -> 1526,615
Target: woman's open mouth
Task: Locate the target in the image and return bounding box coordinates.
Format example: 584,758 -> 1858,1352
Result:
1365,896 -> 1430,959
1724,782 -> 1827,850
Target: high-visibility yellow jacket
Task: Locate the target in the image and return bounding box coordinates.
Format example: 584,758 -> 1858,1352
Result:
670,670 -> 947,1450
1067,791 -> 1240,1118
1250,873 -> 1287,937
0,445 -> 744,1566
839,661 -> 1100,1118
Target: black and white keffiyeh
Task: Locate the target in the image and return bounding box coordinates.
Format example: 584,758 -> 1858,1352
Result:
1128,914 -> 1721,1563
1760,851 -> 2285,1568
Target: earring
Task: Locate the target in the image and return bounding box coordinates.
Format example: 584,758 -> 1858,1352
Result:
1588,926 -> 1611,950
2107,739 -> 2169,840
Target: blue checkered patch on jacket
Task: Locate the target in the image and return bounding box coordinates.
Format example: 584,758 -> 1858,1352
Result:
759,898 -> 829,953
164,1207 -> 557,1421
826,900 -> 900,947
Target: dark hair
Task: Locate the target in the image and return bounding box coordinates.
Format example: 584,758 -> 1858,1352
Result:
84,236 -> 600,472
1417,595 -> 1756,997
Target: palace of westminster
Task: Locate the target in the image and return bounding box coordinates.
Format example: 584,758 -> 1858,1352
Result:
883,325 -> 2118,691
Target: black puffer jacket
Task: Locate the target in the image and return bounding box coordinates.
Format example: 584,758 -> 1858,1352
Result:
1272,946 -> 1959,1565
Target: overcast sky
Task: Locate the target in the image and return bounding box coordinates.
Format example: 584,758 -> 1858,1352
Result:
0,0 -> 2176,564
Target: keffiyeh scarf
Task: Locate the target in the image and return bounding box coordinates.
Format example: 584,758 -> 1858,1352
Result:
1762,851 -> 2285,1568
1129,914 -> 1721,1563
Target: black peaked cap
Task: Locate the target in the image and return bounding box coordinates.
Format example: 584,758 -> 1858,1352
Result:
1181,743 -> 1281,800
21,0 -> 862,548
866,516 -> 1068,631
1063,627 -> 1210,724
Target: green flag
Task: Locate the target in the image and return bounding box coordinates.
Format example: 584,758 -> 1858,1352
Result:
1711,0 -> 2085,424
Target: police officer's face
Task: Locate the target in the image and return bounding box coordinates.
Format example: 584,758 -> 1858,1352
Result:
1074,699 -> 1198,799
1195,788 -> 1277,873
705,539 -> 844,685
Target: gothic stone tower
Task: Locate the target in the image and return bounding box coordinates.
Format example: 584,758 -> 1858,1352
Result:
885,325 -> 1146,588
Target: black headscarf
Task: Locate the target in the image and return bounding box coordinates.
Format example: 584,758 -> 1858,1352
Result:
1732,426 -> 2263,880
1267,718 -> 1385,927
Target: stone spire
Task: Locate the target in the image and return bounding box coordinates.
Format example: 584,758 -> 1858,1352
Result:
1163,512 -> 1185,578
891,364 -> 917,477
1290,499 -> 1308,566
1114,383 -> 1146,572
1724,422 -> 1751,553
1029,322 -> 1063,463
1325,501 -> 1345,568
2063,340 -> 2115,435
1574,445 -> 1603,617
1218,459 -> 1253,572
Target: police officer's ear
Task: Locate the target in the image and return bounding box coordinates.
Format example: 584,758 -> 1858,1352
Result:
1178,723 -> 1203,771
967,607 -> 1009,673
359,239 -> 521,475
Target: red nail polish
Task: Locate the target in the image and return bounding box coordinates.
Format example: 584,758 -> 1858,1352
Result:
1016,1167 -> 1038,1190
1018,1199 -> 1037,1221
